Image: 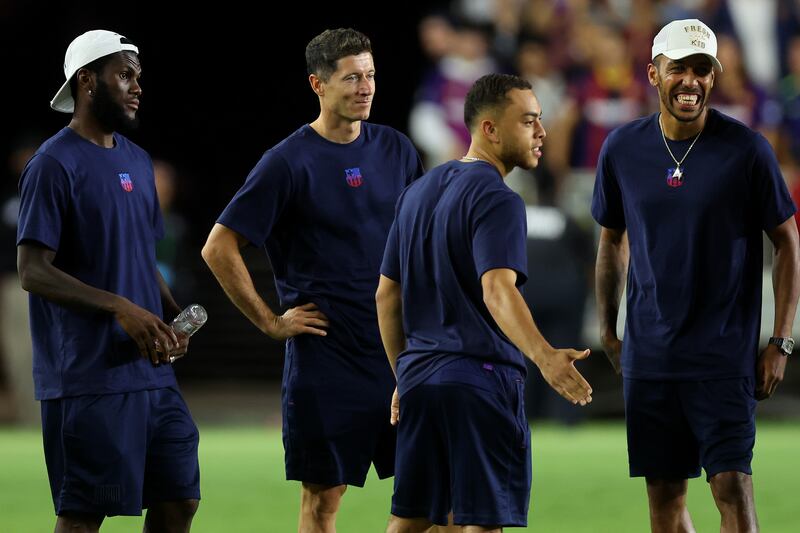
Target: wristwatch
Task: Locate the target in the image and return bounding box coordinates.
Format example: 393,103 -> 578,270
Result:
768,337 -> 794,356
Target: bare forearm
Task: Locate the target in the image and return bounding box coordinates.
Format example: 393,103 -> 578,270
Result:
202,244 -> 277,335
483,276 -> 554,366
765,219 -> 800,338
19,245 -> 180,362
595,230 -> 628,342
19,253 -> 123,314
379,311 -> 404,375
376,276 -> 404,376
483,268 -> 592,404
772,239 -> 800,337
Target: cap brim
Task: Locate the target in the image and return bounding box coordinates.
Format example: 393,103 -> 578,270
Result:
662,48 -> 723,72
50,78 -> 75,113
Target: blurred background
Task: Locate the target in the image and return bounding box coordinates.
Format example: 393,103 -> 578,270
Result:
1,1 -> 800,530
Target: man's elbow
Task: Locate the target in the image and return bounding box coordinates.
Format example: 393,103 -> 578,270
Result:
200,241 -> 214,266
375,285 -> 389,309
18,268 -> 30,292
18,263 -> 38,293
201,236 -> 225,271
202,225 -> 246,272
375,277 -> 400,310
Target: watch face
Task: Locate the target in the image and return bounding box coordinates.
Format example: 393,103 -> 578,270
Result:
784,338 -> 795,354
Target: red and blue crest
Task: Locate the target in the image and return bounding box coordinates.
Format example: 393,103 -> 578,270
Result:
119,173 -> 134,192
345,167 -> 363,188
665,168 -> 683,188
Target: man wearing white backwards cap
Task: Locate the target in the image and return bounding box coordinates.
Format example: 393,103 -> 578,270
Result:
16,30 -> 200,532
593,19 -> 799,532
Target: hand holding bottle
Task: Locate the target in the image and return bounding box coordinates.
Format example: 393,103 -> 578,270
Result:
155,304 -> 208,364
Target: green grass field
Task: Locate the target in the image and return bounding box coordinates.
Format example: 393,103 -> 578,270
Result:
1,422 -> 798,532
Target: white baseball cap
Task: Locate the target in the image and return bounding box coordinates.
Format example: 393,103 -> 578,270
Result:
651,19 -> 722,72
50,30 -> 139,113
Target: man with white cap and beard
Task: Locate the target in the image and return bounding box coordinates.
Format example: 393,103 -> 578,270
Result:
17,30 -> 200,532
593,19 -> 799,532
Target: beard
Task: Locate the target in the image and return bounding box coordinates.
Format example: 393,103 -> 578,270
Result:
657,77 -> 706,123
90,78 -> 139,133
500,141 -> 536,171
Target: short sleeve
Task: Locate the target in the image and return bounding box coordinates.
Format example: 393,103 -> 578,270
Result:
591,137 -> 626,229
17,153 -> 70,251
472,190 -> 528,286
217,149 -> 293,247
750,133 -> 796,230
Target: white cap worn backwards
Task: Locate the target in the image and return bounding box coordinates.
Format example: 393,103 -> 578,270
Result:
50,30 -> 139,113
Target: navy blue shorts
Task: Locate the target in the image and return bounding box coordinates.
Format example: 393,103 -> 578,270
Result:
282,335 -> 396,487
392,358 -> 531,527
623,377 -> 756,481
41,387 -> 200,516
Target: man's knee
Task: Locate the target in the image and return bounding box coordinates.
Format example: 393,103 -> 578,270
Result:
646,478 -> 688,509
56,512 -> 104,532
145,499 -> 199,528
710,471 -> 752,506
302,483 -> 346,516
170,499 -> 199,520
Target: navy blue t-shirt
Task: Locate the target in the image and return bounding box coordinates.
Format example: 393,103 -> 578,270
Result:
592,110 -> 796,380
17,127 -> 175,400
381,160 -> 529,396
218,123 -> 424,360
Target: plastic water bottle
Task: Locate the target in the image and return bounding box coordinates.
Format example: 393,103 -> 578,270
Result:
166,304 -> 208,363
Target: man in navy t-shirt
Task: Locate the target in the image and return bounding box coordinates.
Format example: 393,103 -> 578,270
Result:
202,28 -> 424,531
593,19 -> 799,532
17,31 -> 200,532
378,74 -> 593,531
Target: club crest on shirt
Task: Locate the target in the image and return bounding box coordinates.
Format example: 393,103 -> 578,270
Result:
118,173 -> 134,192
345,167 -> 363,188
666,168 -> 684,188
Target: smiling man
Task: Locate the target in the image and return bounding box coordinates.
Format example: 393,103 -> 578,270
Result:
202,28 -> 423,532
17,30 -> 200,532
593,19 -> 800,533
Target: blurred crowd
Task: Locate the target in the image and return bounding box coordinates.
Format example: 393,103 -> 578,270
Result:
409,0 -> 800,421
411,0 -> 800,207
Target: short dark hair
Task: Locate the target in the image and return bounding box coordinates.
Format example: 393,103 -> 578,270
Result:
305,28 -> 372,81
463,74 -> 532,132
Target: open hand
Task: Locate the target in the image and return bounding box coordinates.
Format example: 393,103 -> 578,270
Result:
537,348 -> 593,406
267,303 -> 330,340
